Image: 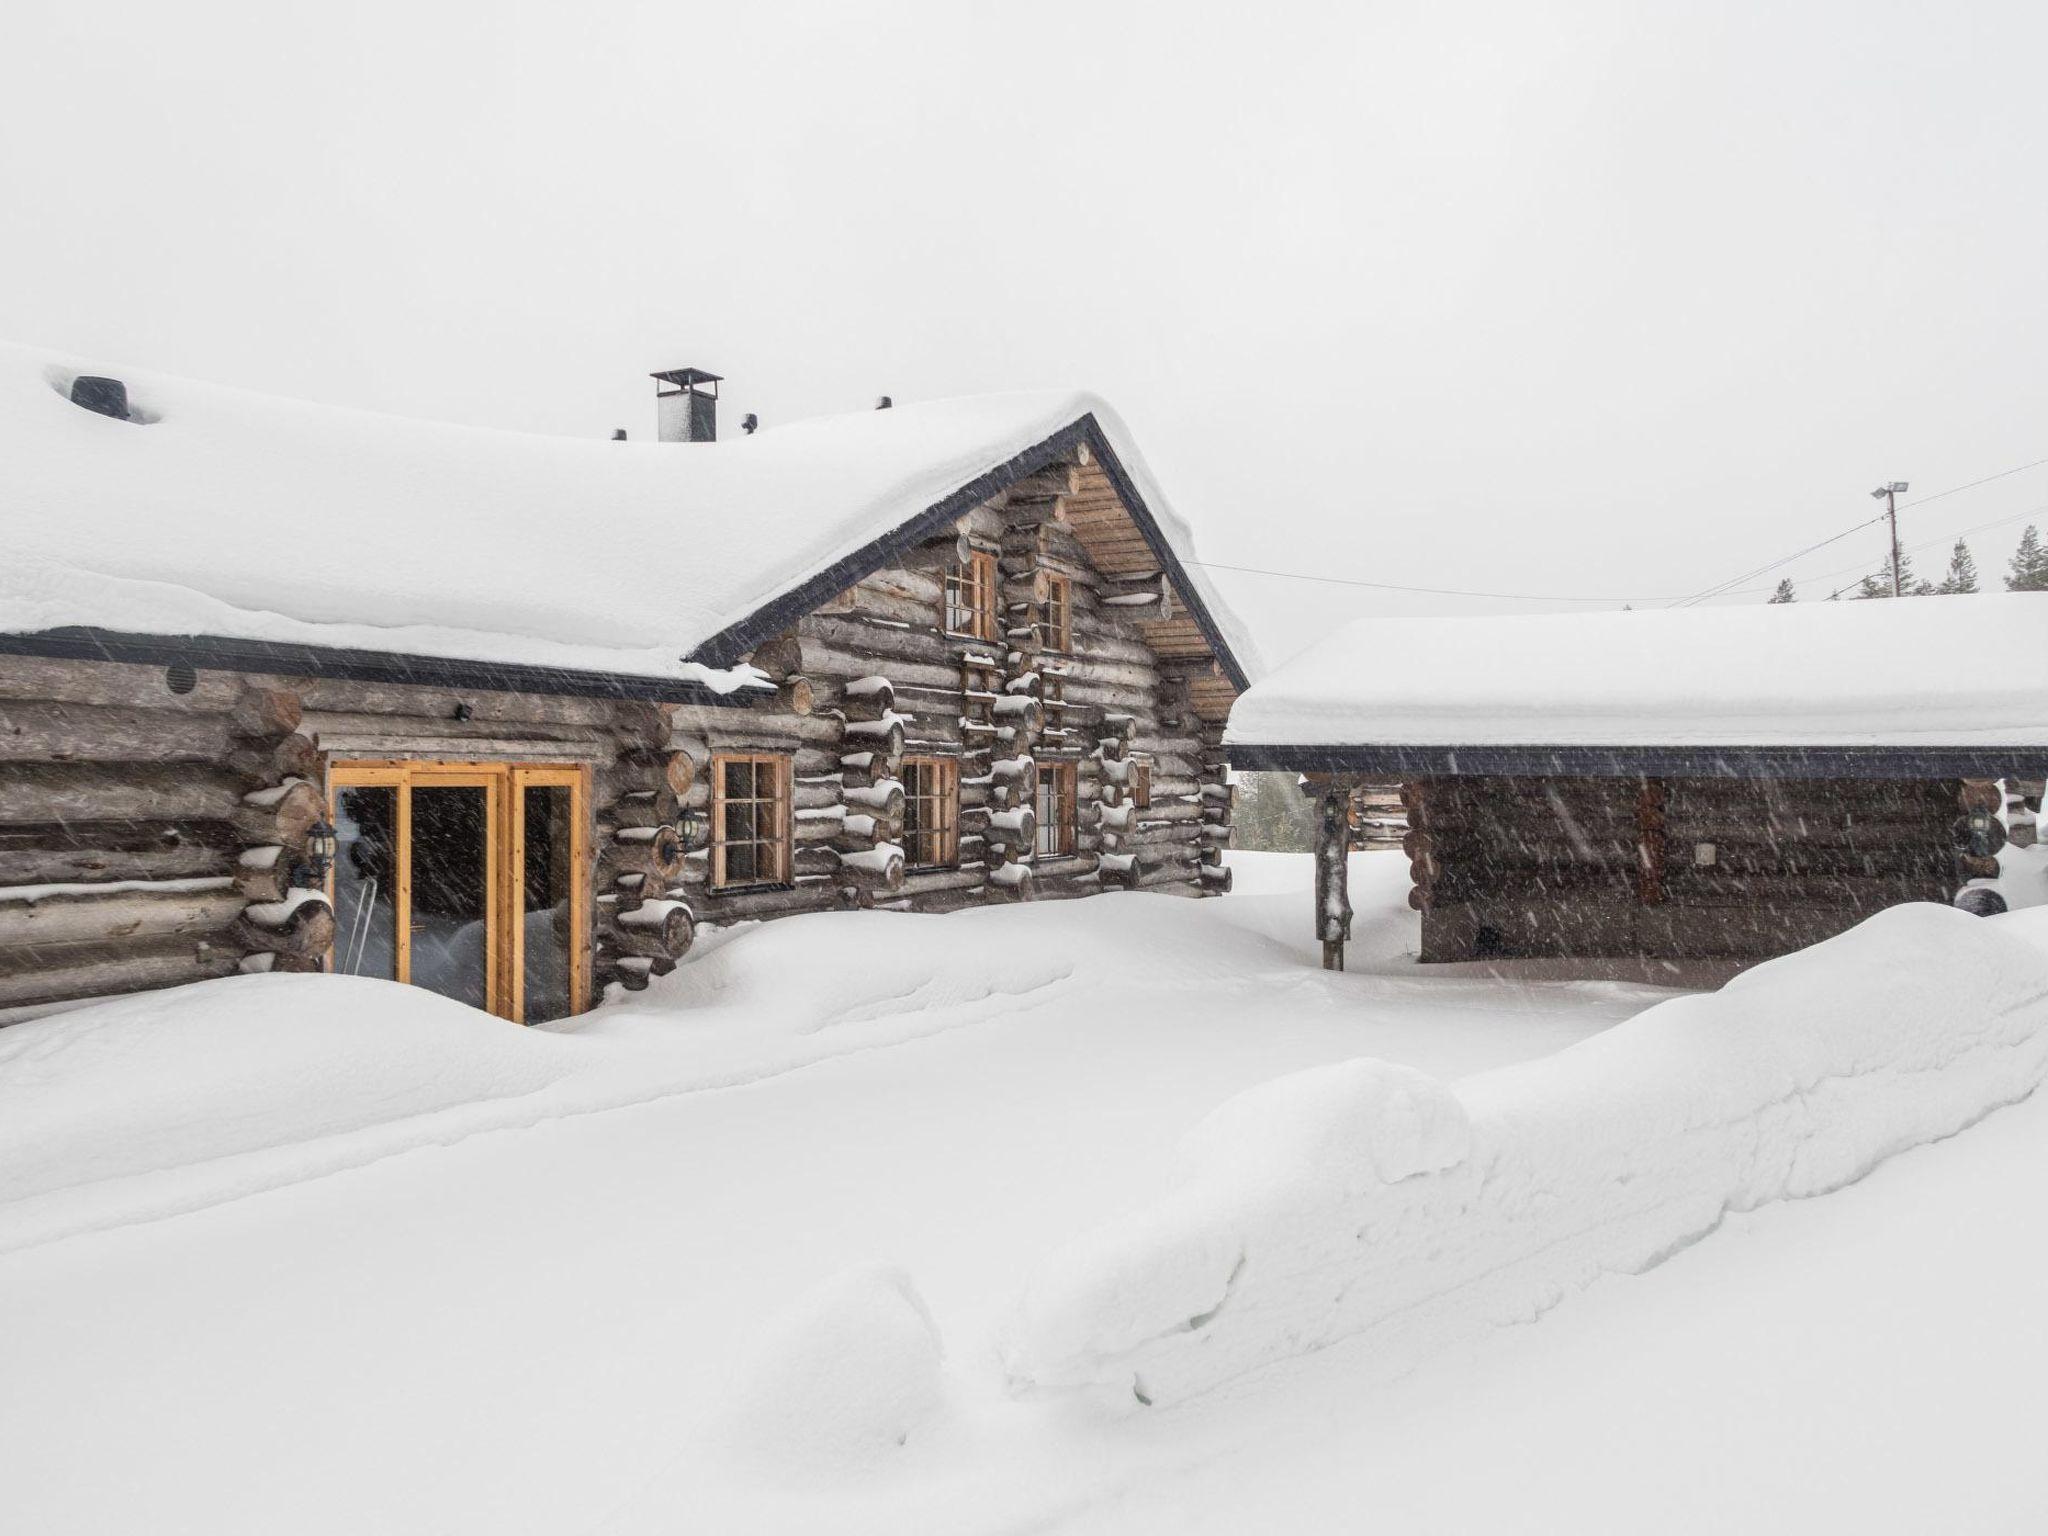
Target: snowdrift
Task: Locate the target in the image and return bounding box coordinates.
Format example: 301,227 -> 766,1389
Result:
1000,903 -> 2048,1408
0,975 -> 574,1250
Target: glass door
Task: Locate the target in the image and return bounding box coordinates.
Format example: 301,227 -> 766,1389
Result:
327,762 -> 589,1023
407,773 -> 500,1013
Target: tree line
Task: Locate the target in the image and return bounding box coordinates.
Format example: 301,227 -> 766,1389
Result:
1768,525 -> 2048,602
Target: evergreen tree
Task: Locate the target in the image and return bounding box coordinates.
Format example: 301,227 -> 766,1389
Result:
1768,579 -> 1796,604
1231,773 -> 1316,853
1937,539 -> 1980,595
1853,547 -> 1933,598
2007,526 -> 2048,591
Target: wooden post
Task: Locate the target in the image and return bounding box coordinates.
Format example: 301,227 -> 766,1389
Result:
1313,781 -> 1352,970
1636,778 -> 1667,906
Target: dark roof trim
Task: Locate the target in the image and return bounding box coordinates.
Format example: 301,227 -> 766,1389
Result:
1225,741 -> 2042,780
0,627 -> 760,707
687,414 -> 1255,692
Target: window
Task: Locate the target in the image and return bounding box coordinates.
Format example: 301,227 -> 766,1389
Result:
946,550 -> 999,640
901,757 -> 960,869
1131,759 -> 1152,810
713,753 -> 792,889
1038,572 -> 1072,651
1036,760 -> 1078,858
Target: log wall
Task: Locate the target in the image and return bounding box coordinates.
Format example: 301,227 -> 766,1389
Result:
0,442 -> 1235,1021
660,437 -> 1234,934
1405,774 -> 1965,962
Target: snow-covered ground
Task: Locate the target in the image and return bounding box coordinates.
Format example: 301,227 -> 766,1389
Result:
3,854 -> 2045,1534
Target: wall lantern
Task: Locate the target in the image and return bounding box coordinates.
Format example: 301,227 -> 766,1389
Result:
294,818 -> 340,889
677,807 -> 708,848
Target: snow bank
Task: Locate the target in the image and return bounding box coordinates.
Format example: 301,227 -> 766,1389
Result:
2,341 -> 1254,684
1226,595 -> 2048,748
0,975 -> 574,1249
1000,902 -> 2048,1408
714,1264 -> 948,1474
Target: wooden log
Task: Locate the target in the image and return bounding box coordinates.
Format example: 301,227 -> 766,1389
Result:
1199,862 -> 1232,894
607,899 -> 696,961
839,678 -> 899,722
230,688 -> 304,740
779,676 -> 816,717
227,731 -> 323,787
234,892 -> 337,958
748,632 -> 807,681
598,825 -> 685,887
601,785 -> 681,830
842,779 -> 907,822
983,806 -> 1037,851
233,780 -> 327,849
0,938 -> 243,1012
834,845 -> 907,891
842,717 -> 907,763
0,764 -> 246,826
0,878 -> 244,949
0,701 -> 239,764
1314,785 -> 1351,969
0,838 -> 236,886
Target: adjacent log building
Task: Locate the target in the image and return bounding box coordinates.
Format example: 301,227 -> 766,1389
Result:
1225,600 -> 2047,968
1,345 -> 1253,1024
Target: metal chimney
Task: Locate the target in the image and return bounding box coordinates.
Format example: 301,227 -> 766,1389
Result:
70,375 -> 130,420
650,367 -> 721,443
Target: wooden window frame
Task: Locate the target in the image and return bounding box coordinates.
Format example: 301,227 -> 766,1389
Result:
945,550 -> 999,642
1036,759 -> 1078,859
901,756 -> 960,871
1131,759 -> 1153,810
326,759 -> 591,1025
1038,572 -> 1072,653
711,752 -> 794,891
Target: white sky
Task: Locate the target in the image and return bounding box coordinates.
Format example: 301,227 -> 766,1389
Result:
3,1 -> 2044,666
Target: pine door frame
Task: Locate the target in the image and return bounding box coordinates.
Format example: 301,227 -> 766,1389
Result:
327,759 -> 591,1023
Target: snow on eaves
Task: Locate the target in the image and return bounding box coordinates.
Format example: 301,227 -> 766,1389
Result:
1226,596 -> 2048,749
0,341 -> 1255,691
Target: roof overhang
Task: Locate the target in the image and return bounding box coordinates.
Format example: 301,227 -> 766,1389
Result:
0,627 -> 760,707
686,413 -> 1255,693
1225,742 -> 2044,780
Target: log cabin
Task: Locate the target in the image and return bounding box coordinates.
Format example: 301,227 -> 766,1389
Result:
1224,598 -> 2048,968
0,344 -> 1255,1025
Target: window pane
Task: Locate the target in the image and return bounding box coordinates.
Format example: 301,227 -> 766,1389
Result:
410,785 -> 490,1010
332,786 -> 399,981
522,784 -> 575,1025
726,838 -> 757,884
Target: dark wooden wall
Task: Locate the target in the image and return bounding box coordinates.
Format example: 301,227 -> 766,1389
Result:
1406,774 -> 1966,962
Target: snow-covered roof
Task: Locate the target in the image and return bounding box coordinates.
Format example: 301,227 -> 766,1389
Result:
0,341 -> 1254,697
1227,596 -> 2048,774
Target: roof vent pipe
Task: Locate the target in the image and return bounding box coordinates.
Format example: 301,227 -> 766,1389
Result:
875,395 -> 892,410
71,375 -> 130,420
611,428 -> 627,441
651,367 -> 720,443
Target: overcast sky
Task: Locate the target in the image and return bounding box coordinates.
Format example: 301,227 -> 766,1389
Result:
4,1 -> 2044,665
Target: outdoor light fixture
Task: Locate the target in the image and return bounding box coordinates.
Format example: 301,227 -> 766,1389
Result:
292,818 -> 340,889
677,807 -> 708,848
1869,481 -> 1910,499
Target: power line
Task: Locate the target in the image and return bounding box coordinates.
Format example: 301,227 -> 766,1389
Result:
1189,453 -> 2048,609
1666,513 -> 1886,609
1659,454 -> 2048,608
1183,560 -> 1675,604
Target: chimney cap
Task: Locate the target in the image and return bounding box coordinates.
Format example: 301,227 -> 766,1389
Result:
650,367 -> 723,392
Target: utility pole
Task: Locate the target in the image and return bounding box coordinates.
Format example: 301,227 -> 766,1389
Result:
1870,481 -> 1910,596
